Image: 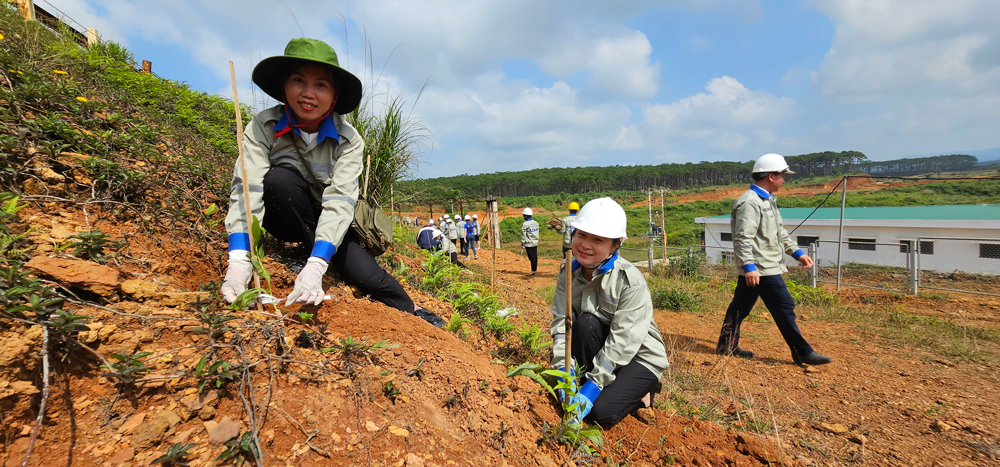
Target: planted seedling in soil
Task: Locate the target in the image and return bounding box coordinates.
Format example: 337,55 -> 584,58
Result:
151,442 -> 196,466
406,357 -> 426,380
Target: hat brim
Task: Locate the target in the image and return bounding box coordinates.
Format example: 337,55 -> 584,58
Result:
252,56 -> 363,115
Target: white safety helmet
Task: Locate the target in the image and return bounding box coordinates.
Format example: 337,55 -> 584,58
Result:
522,207 -> 533,216
752,153 -> 795,174
447,218 -> 454,223
428,219 -> 435,225
464,214 -> 471,220
472,214 -> 478,219
454,214 -> 461,220
572,197 -> 627,240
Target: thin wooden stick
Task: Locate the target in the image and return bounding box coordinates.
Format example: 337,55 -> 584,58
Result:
564,249 -> 573,404
229,61 -> 263,315
21,325 -> 49,467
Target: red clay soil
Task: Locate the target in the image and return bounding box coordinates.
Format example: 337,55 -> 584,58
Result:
4,197 -> 998,466
0,203 -> 777,467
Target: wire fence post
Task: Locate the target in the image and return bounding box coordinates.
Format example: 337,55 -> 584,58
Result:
809,243 -> 817,288
15,0 -> 36,21
836,176 -> 848,291
909,241 -> 919,295
647,234 -> 654,270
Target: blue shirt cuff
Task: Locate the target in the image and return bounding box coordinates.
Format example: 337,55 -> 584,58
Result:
310,240 -> 337,262
228,233 -> 250,252
792,249 -> 804,259
742,263 -> 758,273
579,380 -> 601,402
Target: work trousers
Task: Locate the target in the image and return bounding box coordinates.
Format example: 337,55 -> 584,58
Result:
717,274 -> 813,356
572,313 -> 660,426
460,238 -> 468,256
466,234 -> 477,258
449,252 -> 466,268
525,246 -> 538,272
260,165 -> 415,313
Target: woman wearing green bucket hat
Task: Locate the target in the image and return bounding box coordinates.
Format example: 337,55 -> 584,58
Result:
220,38 -> 444,328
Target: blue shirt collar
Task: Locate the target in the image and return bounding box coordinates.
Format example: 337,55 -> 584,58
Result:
274,106 -> 340,145
750,184 -> 773,200
571,251 -> 619,276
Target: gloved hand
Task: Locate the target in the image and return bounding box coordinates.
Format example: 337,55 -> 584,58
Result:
220,250 -> 253,303
285,257 -> 329,306
569,380 -> 601,424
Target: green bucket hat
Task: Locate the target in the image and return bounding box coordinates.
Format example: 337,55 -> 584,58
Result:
252,38 -> 362,115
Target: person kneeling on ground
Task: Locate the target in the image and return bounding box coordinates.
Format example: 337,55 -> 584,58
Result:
219,37 -> 444,328
416,219 -> 443,252
549,197 -> 668,426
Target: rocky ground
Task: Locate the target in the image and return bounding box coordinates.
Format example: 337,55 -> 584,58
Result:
1,197 -> 998,466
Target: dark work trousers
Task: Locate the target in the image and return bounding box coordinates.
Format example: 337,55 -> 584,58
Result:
260,165 -> 415,313
460,238 -> 468,256
717,274 -> 814,356
562,246 -> 571,256
525,246 -> 538,272
449,252 -> 466,268
572,313 -> 660,426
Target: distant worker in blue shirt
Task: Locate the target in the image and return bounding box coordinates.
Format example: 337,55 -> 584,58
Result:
716,153 -> 832,366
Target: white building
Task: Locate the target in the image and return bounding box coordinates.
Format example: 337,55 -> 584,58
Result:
695,205 -> 1000,275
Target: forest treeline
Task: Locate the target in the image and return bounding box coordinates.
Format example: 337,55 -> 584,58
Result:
401,152 -> 978,199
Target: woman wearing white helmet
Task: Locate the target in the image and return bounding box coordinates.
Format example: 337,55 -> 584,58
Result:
550,197 -> 668,426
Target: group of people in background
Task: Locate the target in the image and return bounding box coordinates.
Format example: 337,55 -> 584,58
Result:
415,213 -> 482,267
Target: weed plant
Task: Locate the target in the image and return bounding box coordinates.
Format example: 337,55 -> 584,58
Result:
649,286 -> 702,312
151,442 -> 195,466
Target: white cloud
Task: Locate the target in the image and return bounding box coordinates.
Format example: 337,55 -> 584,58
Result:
804,0 -> 1000,159
538,30 -> 661,98
809,0 -> 1000,100
636,76 -> 795,158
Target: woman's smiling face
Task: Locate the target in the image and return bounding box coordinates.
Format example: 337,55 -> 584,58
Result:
572,230 -> 614,268
283,64 -> 337,128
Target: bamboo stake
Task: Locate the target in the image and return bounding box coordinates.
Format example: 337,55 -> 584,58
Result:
564,249 -> 573,404
229,61 -> 263,315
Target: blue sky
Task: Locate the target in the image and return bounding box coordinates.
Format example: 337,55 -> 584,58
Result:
50,0 -> 1000,177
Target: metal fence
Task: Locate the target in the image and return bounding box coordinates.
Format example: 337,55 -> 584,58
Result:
812,240 -> 911,293
915,237 -> 1000,296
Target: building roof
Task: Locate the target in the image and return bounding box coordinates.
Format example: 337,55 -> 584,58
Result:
705,204 -> 1000,221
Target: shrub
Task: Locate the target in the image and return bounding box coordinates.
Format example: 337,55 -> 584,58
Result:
786,279 -> 835,306
650,287 -> 701,312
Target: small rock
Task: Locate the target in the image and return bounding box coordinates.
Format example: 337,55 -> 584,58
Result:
199,405 -> 216,420
804,365 -> 822,374
107,446 -> 135,464
468,413 -> 482,432
159,410 -> 181,427
365,420 -> 379,432
209,417 -> 241,444
405,452 -> 424,467
931,420 -> 955,432
24,256 -> 120,296
635,408 -> 656,425
118,413 -> 146,434
389,426 -> 409,437
535,454 -> 555,467
132,414 -> 173,449
171,428 -> 196,445
120,279 -> 160,299
182,390 -> 219,412
818,422 -> 849,434
849,434 -> 867,445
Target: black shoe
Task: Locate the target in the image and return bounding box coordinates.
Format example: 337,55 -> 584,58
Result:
412,307 -> 446,328
792,349 -> 832,366
716,346 -> 754,359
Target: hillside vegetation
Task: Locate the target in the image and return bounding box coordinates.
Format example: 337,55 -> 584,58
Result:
402,152 -> 978,198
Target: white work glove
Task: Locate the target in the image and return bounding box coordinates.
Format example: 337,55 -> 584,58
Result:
285,257 -> 329,306
221,250 -> 253,303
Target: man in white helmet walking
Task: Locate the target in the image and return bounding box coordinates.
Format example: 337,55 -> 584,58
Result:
716,153 -> 832,366
521,208 -> 540,275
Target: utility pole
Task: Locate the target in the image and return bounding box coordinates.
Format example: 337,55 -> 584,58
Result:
836,176 -> 848,291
